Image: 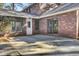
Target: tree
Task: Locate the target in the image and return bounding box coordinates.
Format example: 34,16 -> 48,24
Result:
0,3 -> 4,10
0,16 -> 11,32
4,3 -> 24,11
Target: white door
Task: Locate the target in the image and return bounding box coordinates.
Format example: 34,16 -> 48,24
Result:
27,18 -> 32,35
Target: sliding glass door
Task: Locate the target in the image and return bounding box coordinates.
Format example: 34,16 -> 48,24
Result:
48,19 -> 58,34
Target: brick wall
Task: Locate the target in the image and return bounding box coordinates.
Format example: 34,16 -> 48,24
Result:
39,19 -> 48,34
58,11 -> 76,38
24,11 -> 77,38
30,4 -> 42,15
32,19 -> 35,34
39,11 -> 77,38
18,19 -> 27,36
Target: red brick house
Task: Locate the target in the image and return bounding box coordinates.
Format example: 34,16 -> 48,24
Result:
22,3 -> 79,39
0,3 -> 79,39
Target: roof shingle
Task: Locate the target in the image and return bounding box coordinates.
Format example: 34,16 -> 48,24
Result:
42,3 -> 79,16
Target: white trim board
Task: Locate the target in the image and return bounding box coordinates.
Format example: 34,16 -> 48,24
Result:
27,7 -> 79,19
39,7 -> 79,18
26,18 -> 33,35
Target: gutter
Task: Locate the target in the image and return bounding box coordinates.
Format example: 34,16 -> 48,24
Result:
39,7 -> 79,18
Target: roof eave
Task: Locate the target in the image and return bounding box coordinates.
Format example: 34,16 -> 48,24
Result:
39,7 -> 79,18
0,14 -> 26,18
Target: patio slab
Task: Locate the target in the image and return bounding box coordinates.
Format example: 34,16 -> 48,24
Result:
14,35 -> 79,55
14,35 -> 79,46
0,35 -> 79,56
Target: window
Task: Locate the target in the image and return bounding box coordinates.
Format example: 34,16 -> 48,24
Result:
35,19 -> 39,30
11,21 -> 22,32
15,22 -> 22,31
11,21 -> 15,31
28,21 -> 31,28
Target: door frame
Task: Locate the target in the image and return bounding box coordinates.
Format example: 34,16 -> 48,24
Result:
47,18 -> 58,34
26,18 -> 32,35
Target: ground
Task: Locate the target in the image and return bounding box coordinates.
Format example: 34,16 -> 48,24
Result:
0,35 -> 79,56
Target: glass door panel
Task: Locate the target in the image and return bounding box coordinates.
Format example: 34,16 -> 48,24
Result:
48,19 -> 58,34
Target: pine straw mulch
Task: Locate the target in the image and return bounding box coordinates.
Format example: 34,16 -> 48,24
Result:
0,32 -> 57,56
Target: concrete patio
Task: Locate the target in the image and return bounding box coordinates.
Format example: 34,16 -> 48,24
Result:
14,35 -> 79,56
0,35 -> 79,56
15,35 -> 78,46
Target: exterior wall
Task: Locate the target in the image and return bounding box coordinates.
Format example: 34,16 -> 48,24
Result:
58,11 -> 76,38
39,18 -> 48,34
32,19 -> 35,34
24,4 -> 42,15
30,4 -> 41,15
22,18 -> 27,35
39,11 -> 77,38
39,16 -> 58,34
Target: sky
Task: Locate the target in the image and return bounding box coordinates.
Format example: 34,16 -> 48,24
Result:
16,3 -> 31,11
4,3 -> 32,11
